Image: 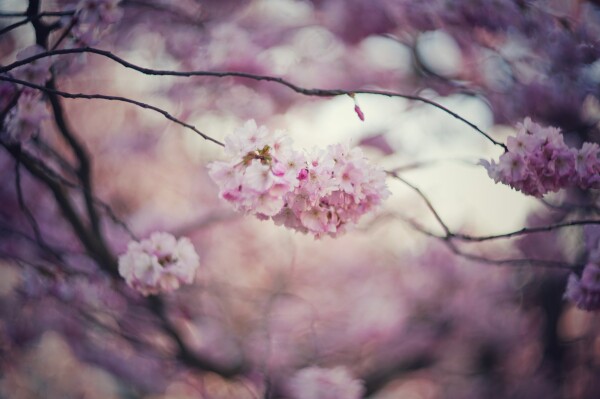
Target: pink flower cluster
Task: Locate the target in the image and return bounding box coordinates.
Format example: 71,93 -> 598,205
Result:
59,0 -> 123,51
13,45 -> 53,85
565,226 -> 600,311
564,263 -> 600,311
208,120 -> 390,238
287,366 -> 364,399
76,0 -> 123,26
3,90 -> 49,143
118,232 -> 200,296
481,118 -> 600,197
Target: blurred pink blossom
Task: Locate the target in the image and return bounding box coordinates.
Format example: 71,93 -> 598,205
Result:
13,45 -> 52,85
118,232 -> 199,296
3,90 -> 49,142
564,261 -> 600,311
287,366 -> 364,399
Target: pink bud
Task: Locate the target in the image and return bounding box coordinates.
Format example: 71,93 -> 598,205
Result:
354,105 -> 365,121
297,168 -> 309,180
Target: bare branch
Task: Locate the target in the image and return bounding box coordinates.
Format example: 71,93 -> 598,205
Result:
387,171 -> 451,236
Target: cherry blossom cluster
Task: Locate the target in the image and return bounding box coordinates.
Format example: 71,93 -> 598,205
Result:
208,120 -> 390,238
118,232 -> 200,296
2,90 -> 49,143
481,118 -> 600,197
565,227 -> 600,311
1,46 -> 53,143
70,0 -> 123,44
287,366 -> 364,399
13,45 -> 53,85
564,263 -> 600,311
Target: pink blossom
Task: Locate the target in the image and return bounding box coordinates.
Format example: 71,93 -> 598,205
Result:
564,263 -> 600,312
482,118 -> 598,197
208,121 -> 389,238
288,366 -> 364,399
354,105 -> 365,121
575,143 -> 600,189
118,232 -> 200,296
274,143 -> 390,238
76,0 -> 123,27
208,120 -> 302,217
581,263 -> 600,292
13,45 -> 52,85
3,91 -> 49,143
350,94 -> 365,121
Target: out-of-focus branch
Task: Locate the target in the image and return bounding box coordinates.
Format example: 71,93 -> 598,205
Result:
0,47 -> 506,150
46,76 -> 103,239
3,142 -> 119,277
14,157 -> 63,262
147,295 -> 248,378
0,75 -> 225,146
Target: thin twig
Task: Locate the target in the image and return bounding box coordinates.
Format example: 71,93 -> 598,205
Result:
388,171 -> 451,236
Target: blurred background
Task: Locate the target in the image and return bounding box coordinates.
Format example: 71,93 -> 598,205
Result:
1,0 -> 600,398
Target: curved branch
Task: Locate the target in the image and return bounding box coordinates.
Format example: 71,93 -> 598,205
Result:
0,47 -> 506,150
147,296 -> 247,378
388,171 -> 451,236
0,75 -> 225,146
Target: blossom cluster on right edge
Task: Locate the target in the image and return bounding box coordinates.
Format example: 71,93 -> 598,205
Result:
565,227 -> 600,311
208,120 -> 390,238
481,117 -> 600,197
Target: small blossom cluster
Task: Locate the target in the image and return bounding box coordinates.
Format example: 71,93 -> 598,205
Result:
13,45 -> 53,85
481,118 -> 600,197
564,263 -> 600,311
2,46 -> 53,143
565,227 -> 600,311
118,232 -> 200,296
208,120 -> 390,238
72,0 -> 123,40
2,90 -> 49,143
287,366 -> 365,399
